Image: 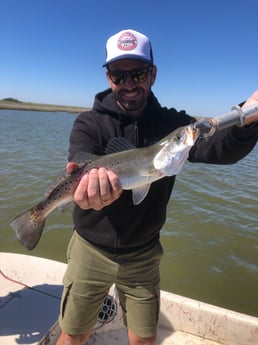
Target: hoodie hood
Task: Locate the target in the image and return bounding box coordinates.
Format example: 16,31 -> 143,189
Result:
93,89 -> 121,117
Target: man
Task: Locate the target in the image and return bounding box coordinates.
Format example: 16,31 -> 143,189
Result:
57,29 -> 258,345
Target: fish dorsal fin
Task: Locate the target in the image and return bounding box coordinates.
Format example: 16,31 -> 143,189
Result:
44,170 -> 70,197
132,184 -> 151,205
105,137 -> 136,154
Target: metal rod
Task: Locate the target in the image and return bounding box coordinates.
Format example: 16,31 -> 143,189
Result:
194,104 -> 258,137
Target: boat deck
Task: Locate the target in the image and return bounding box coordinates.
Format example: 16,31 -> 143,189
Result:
36,321 -> 223,345
1,253 -> 257,345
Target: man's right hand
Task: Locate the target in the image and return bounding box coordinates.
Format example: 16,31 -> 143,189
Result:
66,163 -> 122,210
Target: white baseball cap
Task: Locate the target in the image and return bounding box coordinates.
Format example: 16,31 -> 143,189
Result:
103,29 -> 153,67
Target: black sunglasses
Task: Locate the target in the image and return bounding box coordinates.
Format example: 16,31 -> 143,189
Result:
107,67 -> 152,85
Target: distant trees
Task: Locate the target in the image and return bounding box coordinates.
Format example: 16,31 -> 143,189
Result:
1,98 -> 22,102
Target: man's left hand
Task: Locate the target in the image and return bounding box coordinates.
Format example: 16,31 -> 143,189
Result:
242,90 -> 258,126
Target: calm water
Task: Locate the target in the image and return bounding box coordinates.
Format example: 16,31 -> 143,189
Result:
0,110 -> 257,317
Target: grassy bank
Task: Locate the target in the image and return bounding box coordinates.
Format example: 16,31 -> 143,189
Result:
0,99 -> 88,113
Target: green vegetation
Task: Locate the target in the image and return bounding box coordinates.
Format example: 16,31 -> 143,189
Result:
0,98 -> 88,113
1,97 -> 22,103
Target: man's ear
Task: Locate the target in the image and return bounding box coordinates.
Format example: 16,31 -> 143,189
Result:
105,69 -> 112,87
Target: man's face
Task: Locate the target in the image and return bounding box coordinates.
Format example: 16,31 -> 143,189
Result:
106,59 -> 157,117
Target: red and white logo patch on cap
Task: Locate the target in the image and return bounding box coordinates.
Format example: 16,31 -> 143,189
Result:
103,29 -> 153,66
117,32 -> 137,51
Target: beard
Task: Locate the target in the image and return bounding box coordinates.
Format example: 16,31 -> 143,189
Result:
114,87 -> 149,116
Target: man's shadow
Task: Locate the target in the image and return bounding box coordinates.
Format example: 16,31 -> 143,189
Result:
0,282 -> 176,345
0,283 -> 63,344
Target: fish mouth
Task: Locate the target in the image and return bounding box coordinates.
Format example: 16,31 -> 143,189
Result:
192,127 -> 200,141
184,125 -> 199,145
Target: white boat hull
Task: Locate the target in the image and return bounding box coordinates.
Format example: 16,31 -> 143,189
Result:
0,253 -> 257,345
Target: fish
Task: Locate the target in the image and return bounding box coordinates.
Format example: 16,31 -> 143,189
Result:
10,123 -> 200,250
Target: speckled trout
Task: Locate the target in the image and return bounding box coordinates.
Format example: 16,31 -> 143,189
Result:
10,124 -> 199,250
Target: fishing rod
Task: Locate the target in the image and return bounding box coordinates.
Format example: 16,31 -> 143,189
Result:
194,103 -> 258,137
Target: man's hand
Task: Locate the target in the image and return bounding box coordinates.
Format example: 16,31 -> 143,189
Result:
66,163 -> 122,210
242,90 -> 258,126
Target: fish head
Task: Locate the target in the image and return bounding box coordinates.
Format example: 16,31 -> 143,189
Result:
166,124 -> 199,150
153,124 -> 199,175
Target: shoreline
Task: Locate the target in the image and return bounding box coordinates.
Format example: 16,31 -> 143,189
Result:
0,101 -> 88,113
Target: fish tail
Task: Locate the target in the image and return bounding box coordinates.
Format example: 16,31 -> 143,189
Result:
10,206 -> 46,250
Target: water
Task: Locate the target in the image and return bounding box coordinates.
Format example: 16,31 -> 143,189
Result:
0,110 -> 257,317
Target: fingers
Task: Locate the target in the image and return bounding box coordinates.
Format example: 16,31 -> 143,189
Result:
66,162 -> 80,174
242,90 -> 258,125
107,170 -> 123,199
73,172 -> 90,208
243,90 -> 258,108
242,90 -> 258,109
98,168 -> 112,201
73,168 -> 122,211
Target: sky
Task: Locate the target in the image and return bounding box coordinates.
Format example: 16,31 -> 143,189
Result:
1,0 -> 258,116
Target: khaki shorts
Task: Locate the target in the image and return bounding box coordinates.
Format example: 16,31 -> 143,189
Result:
58,231 -> 163,337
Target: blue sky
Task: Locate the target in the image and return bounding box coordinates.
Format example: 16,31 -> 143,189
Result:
1,0 -> 257,116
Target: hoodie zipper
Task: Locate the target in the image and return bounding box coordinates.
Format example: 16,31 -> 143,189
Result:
111,120 -> 139,250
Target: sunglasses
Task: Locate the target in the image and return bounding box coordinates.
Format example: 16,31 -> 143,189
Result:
107,67 -> 152,85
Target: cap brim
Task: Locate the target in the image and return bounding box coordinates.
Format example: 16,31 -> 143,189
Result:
103,55 -> 153,67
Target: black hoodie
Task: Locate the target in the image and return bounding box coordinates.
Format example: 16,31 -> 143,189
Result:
69,89 -> 257,252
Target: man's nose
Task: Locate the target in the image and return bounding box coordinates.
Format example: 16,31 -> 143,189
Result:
123,73 -> 136,87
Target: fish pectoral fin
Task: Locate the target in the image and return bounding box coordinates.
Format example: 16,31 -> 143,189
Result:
132,184 -> 151,205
